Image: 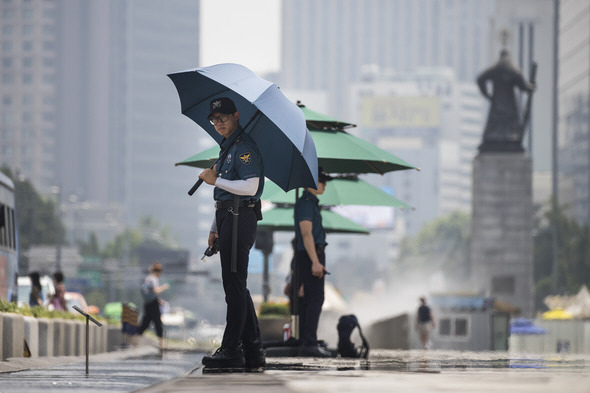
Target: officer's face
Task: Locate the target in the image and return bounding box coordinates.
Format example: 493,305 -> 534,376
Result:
212,111 -> 240,139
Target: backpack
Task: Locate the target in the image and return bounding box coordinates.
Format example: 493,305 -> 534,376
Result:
337,314 -> 369,359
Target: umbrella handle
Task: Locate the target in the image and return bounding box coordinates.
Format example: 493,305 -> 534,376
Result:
188,155 -> 222,196
188,178 -> 203,196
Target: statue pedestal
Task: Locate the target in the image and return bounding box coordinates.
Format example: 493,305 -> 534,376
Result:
470,152 -> 534,317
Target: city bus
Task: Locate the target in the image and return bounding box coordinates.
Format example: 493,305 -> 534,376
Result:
0,171 -> 18,302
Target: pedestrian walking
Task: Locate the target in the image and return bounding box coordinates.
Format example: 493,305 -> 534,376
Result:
28,271 -> 43,307
198,97 -> 266,369
416,296 -> 435,349
137,262 -> 169,349
50,271 -> 67,311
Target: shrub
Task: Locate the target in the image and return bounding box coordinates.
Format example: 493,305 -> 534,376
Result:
258,302 -> 290,318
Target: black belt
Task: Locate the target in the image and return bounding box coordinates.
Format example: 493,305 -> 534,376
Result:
215,200 -> 257,209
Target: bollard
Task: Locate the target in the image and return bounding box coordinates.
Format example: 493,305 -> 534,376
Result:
72,305 -> 103,375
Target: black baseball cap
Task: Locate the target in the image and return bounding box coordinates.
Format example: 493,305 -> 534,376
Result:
208,97 -> 237,118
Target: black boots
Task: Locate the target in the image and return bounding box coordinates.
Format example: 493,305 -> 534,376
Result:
202,347 -> 245,368
202,346 -> 266,369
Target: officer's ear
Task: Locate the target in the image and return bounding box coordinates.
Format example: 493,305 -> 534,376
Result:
234,111 -> 239,121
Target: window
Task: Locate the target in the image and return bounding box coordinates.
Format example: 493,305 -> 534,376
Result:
492,275 -> 515,294
2,73 -> 13,85
455,318 -> 468,336
439,318 -> 451,335
438,316 -> 469,338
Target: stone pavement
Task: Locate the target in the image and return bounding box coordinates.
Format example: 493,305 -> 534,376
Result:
137,349 -> 590,393
1,346 -> 590,393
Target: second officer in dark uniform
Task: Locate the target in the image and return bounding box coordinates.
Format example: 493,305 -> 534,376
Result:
294,169 -> 332,357
198,97 -> 265,369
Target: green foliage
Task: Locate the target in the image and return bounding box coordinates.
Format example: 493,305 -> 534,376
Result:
396,211 -> 471,281
78,233 -> 100,256
1,167 -> 66,269
533,201 -> 590,310
258,302 -> 290,317
0,298 -> 87,321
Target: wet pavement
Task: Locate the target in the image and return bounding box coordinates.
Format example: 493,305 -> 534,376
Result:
0,346 -> 203,393
1,347 -> 590,393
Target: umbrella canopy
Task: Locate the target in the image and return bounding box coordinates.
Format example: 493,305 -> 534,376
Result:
311,127 -> 417,174
168,63 -> 318,192
261,176 -> 412,209
259,207 -> 370,234
509,318 -> 548,335
176,128 -> 418,176
297,102 -> 356,130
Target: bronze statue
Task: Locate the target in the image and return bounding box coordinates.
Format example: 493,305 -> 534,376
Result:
477,49 -> 536,152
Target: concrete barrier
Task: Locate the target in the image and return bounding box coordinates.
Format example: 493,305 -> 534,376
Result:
107,325 -> 122,352
53,319 -> 66,356
23,316 -> 39,357
1,312 -> 115,359
367,313 -> 411,349
0,314 -> 3,359
74,321 -> 84,356
64,320 -> 77,356
2,313 -> 25,360
37,317 -> 54,357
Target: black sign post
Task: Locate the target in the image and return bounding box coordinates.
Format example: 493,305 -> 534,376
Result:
72,305 -> 103,375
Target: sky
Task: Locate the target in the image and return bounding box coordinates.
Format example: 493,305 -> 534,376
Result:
200,0 -> 281,75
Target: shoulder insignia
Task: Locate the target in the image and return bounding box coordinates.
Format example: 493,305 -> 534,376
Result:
239,152 -> 251,165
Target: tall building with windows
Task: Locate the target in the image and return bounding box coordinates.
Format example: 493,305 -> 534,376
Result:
349,68 -> 486,235
1,0 -> 59,189
281,0 -> 493,122
1,0 -> 204,253
557,0 -> 590,225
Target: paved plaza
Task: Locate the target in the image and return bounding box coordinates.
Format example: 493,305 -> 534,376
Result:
1,345 -> 589,393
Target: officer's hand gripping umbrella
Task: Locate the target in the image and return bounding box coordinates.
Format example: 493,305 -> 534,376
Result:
168,63 -> 318,194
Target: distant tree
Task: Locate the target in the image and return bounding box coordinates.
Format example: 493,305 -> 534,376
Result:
77,232 -> 100,256
395,211 -> 471,284
99,215 -> 179,260
1,167 -> 66,271
533,201 -> 590,310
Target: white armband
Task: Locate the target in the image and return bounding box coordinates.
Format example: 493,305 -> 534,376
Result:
210,215 -> 217,233
215,177 -> 259,196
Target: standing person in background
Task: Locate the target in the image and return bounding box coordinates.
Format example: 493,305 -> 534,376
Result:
28,271 -> 43,307
294,169 -> 331,357
416,296 -> 435,349
51,271 -> 67,311
137,262 -> 169,349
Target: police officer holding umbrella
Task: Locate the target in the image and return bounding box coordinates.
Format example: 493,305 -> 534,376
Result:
198,97 -> 266,369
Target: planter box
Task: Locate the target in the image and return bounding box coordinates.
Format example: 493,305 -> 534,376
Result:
259,317 -> 290,343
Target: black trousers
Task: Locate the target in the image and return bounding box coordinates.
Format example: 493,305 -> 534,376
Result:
216,206 -> 262,351
295,248 -> 325,347
138,299 -> 163,338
